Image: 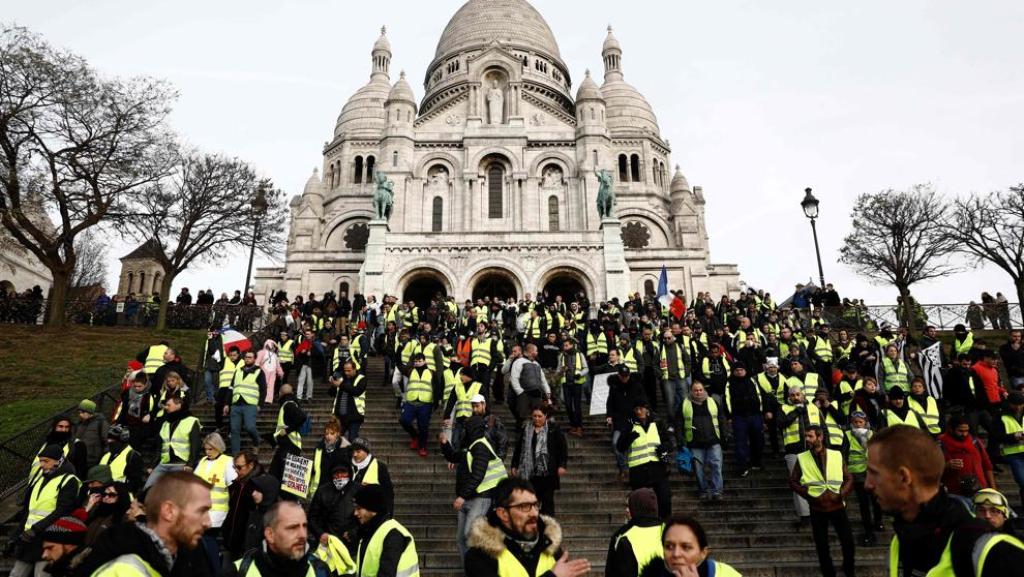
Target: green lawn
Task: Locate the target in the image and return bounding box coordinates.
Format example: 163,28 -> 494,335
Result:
0,325 -> 208,439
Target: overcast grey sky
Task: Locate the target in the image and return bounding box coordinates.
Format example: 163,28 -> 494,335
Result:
7,0 -> 1023,303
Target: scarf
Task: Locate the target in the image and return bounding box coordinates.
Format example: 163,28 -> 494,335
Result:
518,422 -> 549,479
353,455 -> 371,471
128,384 -> 150,418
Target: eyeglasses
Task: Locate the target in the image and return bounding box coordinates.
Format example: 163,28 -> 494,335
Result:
103,491 -> 118,498
503,501 -> 540,513
233,462 -> 249,470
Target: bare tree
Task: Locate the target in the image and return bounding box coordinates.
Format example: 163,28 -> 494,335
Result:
70,229 -> 108,289
944,185 -> 1024,307
839,184 -> 960,330
0,26 -> 176,324
125,151 -> 287,330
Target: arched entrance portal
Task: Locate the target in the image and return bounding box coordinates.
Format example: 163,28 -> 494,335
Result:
402,273 -> 448,311
472,271 -> 518,302
543,274 -> 586,303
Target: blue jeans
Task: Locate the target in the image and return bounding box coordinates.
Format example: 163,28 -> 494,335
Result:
204,370 -> 218,403
457,496 -> 491,558
230,403 -> 260,455
612,429 -> 627,472
1006,454 -> 1024,504
662,377 -> 685,417
732,414 -> 765,470
563,381 -> 583,428
691,444 -> 723,496
400,402 -> 432,449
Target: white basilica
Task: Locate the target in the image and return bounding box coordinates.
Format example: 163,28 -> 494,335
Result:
255,0 -> 739,306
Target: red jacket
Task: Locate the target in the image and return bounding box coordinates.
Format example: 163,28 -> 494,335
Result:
971,361 -> 1005,406
938,432 -> 993,495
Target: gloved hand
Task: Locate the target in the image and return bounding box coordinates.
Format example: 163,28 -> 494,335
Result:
19,528 -> 36,543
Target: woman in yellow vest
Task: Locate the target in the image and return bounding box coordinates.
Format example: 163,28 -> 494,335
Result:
883,388 -> 926,430
194,432 -> 236,531
639,514 -> 742,577
880,345 -> 909,393
907,377 -> 942,436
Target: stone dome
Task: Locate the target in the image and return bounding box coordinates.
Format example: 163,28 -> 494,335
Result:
373,26 -> 391,53
303,168 -> 324,197
602,26 -> 621,53
334,77 -> 391,139
387,71 -> 417,108
601,79 -> 660,136
575,70 -> 603,102
434,0 -> 564,65
670,165 -> 691,193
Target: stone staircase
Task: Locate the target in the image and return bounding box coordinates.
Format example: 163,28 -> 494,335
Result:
185,357 -> 894,577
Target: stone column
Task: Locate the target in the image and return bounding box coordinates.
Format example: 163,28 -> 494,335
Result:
358,220 -> 389,297
600,218 -> 631,301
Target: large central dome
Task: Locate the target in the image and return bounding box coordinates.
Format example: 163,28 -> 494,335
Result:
434,0 -> 563,63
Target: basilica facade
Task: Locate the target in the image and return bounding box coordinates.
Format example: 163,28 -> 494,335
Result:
255,0 -> 739,306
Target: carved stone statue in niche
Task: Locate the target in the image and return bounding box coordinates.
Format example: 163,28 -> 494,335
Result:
426,165 -> 449,193
540,165 -> 564,189
486,79 -> 504,125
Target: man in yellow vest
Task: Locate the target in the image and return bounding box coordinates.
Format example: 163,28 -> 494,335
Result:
227,500 -> 328,577
846,412 -> 881,546
788,425 -> 855,577
194,432 -> 235,532
464,477 -> 591,577
883,388 -> 926,430
604,488 -> 663,577
86,471 -> 213,576
229,349 -> 266,456
616,399 -> 672,518
778,385 -> 823,528
99,424 -> 145,496
11,445 -> 80,577
269,384 -> 307,485
215,346 -> 242,431
135,341 -> 171,376
865,425 -> 1024,576
351,485 -> 420,577
439,414 -> 508,557
400,353 -> 437,458
998,391 -> 1024,510
350,438 -> 395,517
443,366 -> 481,451
277,329 -> 295,383
147,395 -> 202,490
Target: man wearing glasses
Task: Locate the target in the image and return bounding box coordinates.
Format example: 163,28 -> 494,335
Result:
464,477 -> 591,577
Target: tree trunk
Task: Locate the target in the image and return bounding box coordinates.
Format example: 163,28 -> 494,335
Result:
897,284 -> 914,338
1015,279 -> 1024,327
45,269 -> 71,326
156,269 -> 176,331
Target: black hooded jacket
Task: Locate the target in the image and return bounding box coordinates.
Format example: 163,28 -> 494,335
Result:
441,416 -> 499,499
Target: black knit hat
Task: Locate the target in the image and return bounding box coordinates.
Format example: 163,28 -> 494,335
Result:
353,484 -> 386,513
42,512 -> 87,545
39,443 -> 64,461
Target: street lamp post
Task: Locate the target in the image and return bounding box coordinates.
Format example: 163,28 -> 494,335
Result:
800,187 -> 826,288
242,184 -> 269,300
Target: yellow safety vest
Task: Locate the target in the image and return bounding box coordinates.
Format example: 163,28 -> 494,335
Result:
837,379 -> 861,416
474,305 -> 489,322
681,398 -> 719,444
782,403 -> 822,446
614,524 -> 664,573
525,317 -> 542,339
279,340 -> 295,364
356,518 -> 420,577
889,532 -> 1024,577
405,368 -> 434,404
235,554 -> 315,577
622,347 -> 638,373
1001,413 -> 1024,456
453,380 -> 483,420
100,445 -> 134,483
442,368 -> 461,407
159,416 -> 199,464
92,554 -> 161,577
333,346 -> 361,372
758,372 -> 787,406
955,333 -> 974,355
560,352 -> 587,385
232,366 -> 261,405
24,473 -> 78,530
399,341 -> 417,365
701,357 -> 730,379
349,374 -> 367,416
812,336 -> 834,362
419,342 -> 438,373
797,448 -> 844,498
822,401 -> 844,448
786,372 -> 820,398
359,458 -> 381,486
846,430 -> 870,474
836,342 -> 854,362
195,454 -> 233,513
219,357 -> 240,389
886,409 -> 924,430
495,546 -> 556,577
628,421 -> 661,468
587,332 -> 608,356
314,534 -> 356,577
467,437 -> 507,493
882,358 -> 909,392
908,396 -> 941,435
276,401 -> 303,448
470,339 -> 492,367
29,442 -> 70,483
660,343 -> 687,380
144,345 -> 168,375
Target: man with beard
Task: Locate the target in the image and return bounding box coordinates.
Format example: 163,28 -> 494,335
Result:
84,471 -> 213,576
30,418 -> 88,482
226,501 -> 326,577
866,426 -> 1024,576
351,485 -> 419,577
39,512 -> 89,577
98,425 -> 145,496
464,477 -> 590,577
11,445 -> 81,577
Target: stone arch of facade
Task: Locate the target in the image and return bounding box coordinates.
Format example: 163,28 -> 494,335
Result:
462,258 -> 527,301
470,147 -> 521,175
322,210 -> 376,250
392,260 -> 458,298
617,208 -> 673,249
528,151 -> 577,178
533,263 -> 597,300
638,272 -> 660,297
415,152 -> 461,178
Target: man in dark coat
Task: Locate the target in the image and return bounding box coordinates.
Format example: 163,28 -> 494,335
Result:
606,365 -> 646,482
307,463 -> 358,546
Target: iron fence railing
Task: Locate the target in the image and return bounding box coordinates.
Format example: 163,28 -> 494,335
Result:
0,298 -> 267,331
808,303 -> 1021,332
0,367 -> 126,502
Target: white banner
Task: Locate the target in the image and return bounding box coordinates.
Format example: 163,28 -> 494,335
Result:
282,453 -> 313,498
589,372 -> 611,416
920,341 -> 944,399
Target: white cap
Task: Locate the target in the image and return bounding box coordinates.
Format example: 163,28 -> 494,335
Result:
470,394 -> 487,404
766,357 -> 779,367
